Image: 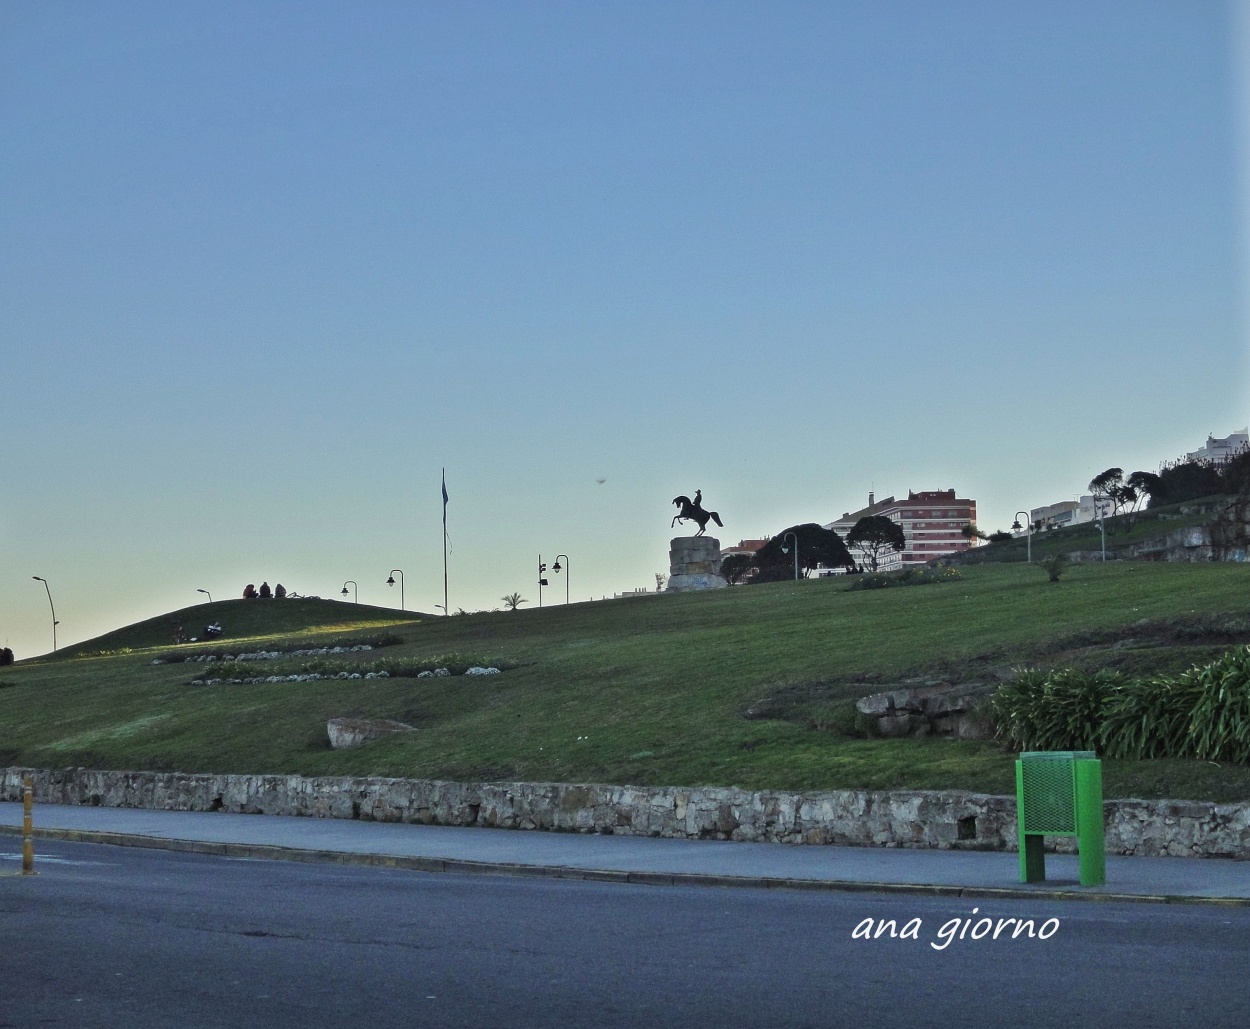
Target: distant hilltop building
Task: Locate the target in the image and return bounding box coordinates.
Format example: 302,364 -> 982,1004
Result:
825,489 -> 978,572
1027,426 -> 1247,532
1184,428 -> 1248,466
1029,495 -> 1111,532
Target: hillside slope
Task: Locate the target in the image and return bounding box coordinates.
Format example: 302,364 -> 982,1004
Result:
44,598 -> 424,660
3,562 -> 1250,802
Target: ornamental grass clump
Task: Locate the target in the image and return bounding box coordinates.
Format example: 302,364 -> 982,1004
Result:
993,646 -> 1250,764
1097,675 -> 1200,760
990,668 -> 1121,752
1179,646 -> 1250,764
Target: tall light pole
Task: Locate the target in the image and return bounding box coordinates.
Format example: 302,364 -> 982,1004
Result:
32,576 -> 59,652
552,554 -> 570,605
386,569 -> 404,611
1095,501 -> 1107,562
779,532 -> 800,581
1011,511 -> 1033,563
341,580 -> 358,603
196,588 -> 212,603
537,556 -> 549,608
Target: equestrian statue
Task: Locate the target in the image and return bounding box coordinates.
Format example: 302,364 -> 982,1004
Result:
671,489 -> 724,537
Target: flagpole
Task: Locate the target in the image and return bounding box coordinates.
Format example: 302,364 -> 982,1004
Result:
442,468 -> 449,616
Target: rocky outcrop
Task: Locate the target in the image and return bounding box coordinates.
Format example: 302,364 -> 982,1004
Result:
1125,497 -> 1250,563
3,767 -> 1248,858
326,718 -> 416,749
856,681 -> 996,739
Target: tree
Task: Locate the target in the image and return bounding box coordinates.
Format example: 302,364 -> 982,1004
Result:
1120,471 -> 1162,532
961,522 -> 988,541
987,530 -> 1013,543
1156,459 -> 1222,506
1221,451 -> 1250,496
501,592 -> 527,611
751,523 -> 854,581
1089,467 -> 1140,535
845,516 -> 906,572
720,553 -> 754,585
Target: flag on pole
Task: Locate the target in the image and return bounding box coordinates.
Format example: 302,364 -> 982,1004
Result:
441,468 -> 450,615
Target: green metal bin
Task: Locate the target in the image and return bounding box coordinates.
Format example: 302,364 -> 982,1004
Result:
1016,750 -> 1105,886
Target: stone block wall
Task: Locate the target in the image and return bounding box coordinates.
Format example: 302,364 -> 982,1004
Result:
3,767 -> 1248,858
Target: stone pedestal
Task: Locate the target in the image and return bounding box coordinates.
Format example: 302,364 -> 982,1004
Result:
666,536 -> 727,592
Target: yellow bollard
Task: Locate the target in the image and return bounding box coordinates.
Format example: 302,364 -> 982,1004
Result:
21,776 -> 35,875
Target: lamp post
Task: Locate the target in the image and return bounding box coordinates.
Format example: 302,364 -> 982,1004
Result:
196,588 -> 212,604
32,576 -> 59,652
1011,511 -> 1033,563
537,556 -> 549,608
779,532 -> 800,581
341,580 -> 358,603
1095,501 -> 1107,562
552,554 -> 570,605
386,569 -> 404,611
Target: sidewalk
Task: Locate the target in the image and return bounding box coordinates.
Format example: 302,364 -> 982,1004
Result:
2,802 -> 1246,904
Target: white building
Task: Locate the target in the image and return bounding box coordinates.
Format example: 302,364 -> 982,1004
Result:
1029,495 -> 1112,532
1185,429 -> 1248,465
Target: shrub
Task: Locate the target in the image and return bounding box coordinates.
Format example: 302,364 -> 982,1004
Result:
992,646 -> 1250,764
1180,646 -> 1250,763
1098,676 -> 1199,760
1040,554 -> 1068,582
847,565 -> 960,591
991,668 -> 1118,752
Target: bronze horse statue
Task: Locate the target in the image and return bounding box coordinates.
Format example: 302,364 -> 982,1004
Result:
671,489 -> 724,537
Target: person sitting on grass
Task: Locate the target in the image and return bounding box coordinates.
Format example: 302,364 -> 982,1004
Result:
259,581 -> 272,599
243,584 -> 257,600
273,583 -> 287,599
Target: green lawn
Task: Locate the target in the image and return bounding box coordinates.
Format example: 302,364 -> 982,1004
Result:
4,562 -> 1250,802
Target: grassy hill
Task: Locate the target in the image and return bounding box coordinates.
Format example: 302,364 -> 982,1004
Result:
47,597 -> 425,659
3,562 -> 1250,802
957,494 -> 1227,565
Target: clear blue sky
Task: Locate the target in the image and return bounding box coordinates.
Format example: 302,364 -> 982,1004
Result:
3,1 -> 1246,656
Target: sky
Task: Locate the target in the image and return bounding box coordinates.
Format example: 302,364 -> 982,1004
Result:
2,1 -> 1247,657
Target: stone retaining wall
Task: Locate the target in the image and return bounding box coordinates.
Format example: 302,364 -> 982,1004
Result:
4,767 -> 1248,858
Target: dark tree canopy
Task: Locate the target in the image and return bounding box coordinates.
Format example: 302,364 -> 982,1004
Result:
1154,460 -> 1223,507
720,553 -> 755,585
751,523 -> 853,581
845,515 -> 906,572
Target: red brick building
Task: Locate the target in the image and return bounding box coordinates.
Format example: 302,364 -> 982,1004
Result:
826,489 -> 977,572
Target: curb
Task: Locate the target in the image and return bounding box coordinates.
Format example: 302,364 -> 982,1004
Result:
4,825 -> 1248,906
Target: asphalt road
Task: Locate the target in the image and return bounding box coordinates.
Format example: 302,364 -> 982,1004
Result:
2,840 -> 1248,1029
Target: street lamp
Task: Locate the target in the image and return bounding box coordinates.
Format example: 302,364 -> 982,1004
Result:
386,569 -> 404,611
1095,501 -> 1107,562
32,576 -> 59,652
196,588 -> 212,604
779,532 -> 800,581
537,555 -> 549,608
1011,511 -> 1033,563
341,580 -> 358,603
552,554 -> 570,605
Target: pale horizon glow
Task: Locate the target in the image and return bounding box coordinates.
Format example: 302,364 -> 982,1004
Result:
2,2 -> 1246,657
